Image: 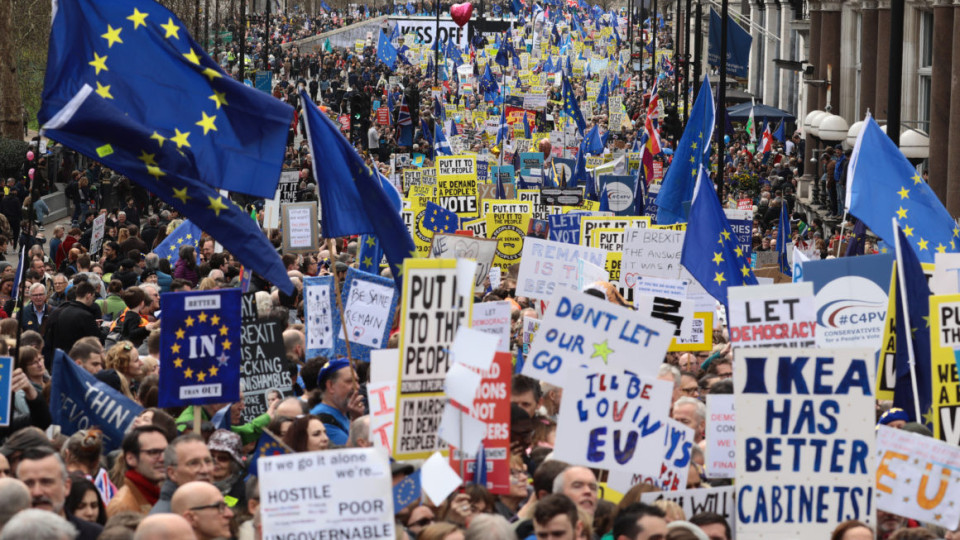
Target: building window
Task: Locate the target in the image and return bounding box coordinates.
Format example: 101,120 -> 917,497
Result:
918,10 -> 932,130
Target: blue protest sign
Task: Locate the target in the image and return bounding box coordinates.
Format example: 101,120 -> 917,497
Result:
724,209 -> 754,263
599,175 -> 636,216
304,276 -> 340,360
159,289 -> 242,407
335,268 -> 399,362
0,357 -> 11,426
51,350 -> 142,451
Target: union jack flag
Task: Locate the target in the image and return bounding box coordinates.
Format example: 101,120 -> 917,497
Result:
397,94 -> 412,126
93,468 -> 117,504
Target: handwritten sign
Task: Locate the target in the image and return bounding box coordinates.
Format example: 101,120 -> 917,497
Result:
608,418 -> 693,493
516,237 -> 608,299
640,487 -> 735,534
240,293 -> 292,424
430,233 -> 499,294
303,276 -> 338,360
734,347 -> 876,538
706,394 -> 735,479
282,202 -> 319,253
727,283 -> 816,348
471,301 -> 512,352
621,228 -> 685,282
337,269 -> 398,362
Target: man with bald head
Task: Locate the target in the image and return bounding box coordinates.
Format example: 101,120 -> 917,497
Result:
134,513 -> 197,540
171,481 -> 234,540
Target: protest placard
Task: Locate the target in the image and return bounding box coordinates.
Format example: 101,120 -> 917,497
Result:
240,292 -> 291,423
803,254 -> 893,350
516,238 -> 608,298
930,294 -> 960,445
876,425 -> 960,529
394,259 -> 473,459
431,233 -> 499,294
263,170 -> 300,228
449,352 -> 513,494
727,283 -> 816,348
259,448 -> 395,539
640,487 -> 736,533
634,294 -> 693,340
90,213 -> 106,256
159,290 -> 242,407
541,188 -> 583,208
632,277 -> 689,301
591,227 -> 625,252
336,268 -> 398,362
369,349 -> 399,455
471,301 -> 512,352
734,347 -> 876,538
0,356 -> 9,426
302,276 -> 338,360
437,155 -> 479,218
621,228 -> 685,281
598,175 -> 636,216
724,208 -> 753,262
608,418 -> 693,492
282,202 -> 319,254
669,311 -> 714,352
706,394 -> 735,479
522,290 -> 675,385
481,200 -> 533,215
486,212 -> 532,271
579,216 -> 649,247
554,366 -> 673,480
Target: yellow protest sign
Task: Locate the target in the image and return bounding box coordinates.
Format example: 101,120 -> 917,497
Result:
670,312 -> 714,352
579,217 -> 650,247
486,212 -> 532,271
436,155 -> 479,219
929,294 -> 960,445
461,216 -> 487,237
481,199 -> 533,215
402,196 -> 438,258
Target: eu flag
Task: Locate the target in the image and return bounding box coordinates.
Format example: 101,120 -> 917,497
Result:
892,221 -> 933,425
424,202 -> 460,233
158,289 -> 242,407
300,91 -> 414,290
681,168 -> 757,306
561,75 -> 587,135
152,219 -> 202,264
249,430 -> 289,478
656,74 -> 715,225
847,115 -> 957,264
393,470 -> 422,510
584,124 -> 604,155
358,235 -> 383,273
377,29 -> 398,70
39,0 -> 294,294
40,0 -> 292,200
596,77 -> 609,106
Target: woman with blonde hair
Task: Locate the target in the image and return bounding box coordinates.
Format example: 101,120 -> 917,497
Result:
105,341 -> 141,400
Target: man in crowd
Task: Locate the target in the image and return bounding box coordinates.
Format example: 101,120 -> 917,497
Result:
310,358 -> 362,446
16,447 -> 102,540
151,434 -> 213,515
108,426 -> 169,517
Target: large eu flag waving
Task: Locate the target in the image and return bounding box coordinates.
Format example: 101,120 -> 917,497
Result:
39,0 -> 294,294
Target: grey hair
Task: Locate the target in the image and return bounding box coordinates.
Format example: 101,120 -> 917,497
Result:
0,509 -> 78,540
163,433 -> 204,468
139,283 -> 160,297
28,282 -> 45,296
143,253 -> 160,270
347,416 -> 370,447
551,468 -> 570,495
465,514 -> 515,540
0,479 -> 30,528
658,364 -> 681,388
673,396 -> 707,425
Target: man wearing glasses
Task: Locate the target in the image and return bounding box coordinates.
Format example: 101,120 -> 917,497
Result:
171,481 -> 235,540
107,426 -> 169,517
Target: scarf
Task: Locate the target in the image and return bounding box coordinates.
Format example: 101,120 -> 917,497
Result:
124,469 -> 161,505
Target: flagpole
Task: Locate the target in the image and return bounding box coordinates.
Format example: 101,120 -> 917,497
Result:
714,0 -> 727,201
834,211 -> 847,257
892,217 -> 923,423
326,238 -> 355,365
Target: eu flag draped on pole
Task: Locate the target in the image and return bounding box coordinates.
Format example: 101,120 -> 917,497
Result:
777,201 -> 792,277
891,220 -> 933,425
40,0 -> 292,200
377,29 -> 398,70
248,431 -> 289,478
158,289 -> 242,407
301,91 -> 414,290
584,125 -> 604,155
681,168 -> 758,306
846,115 -> 957,264
596,77 -> 608,106
38,0 -> 294,294
424,202 -> 460,233
358,235 -> 383,273
656,75 -> 715,225
561,75 -> 587,134
153,219 -> 202,263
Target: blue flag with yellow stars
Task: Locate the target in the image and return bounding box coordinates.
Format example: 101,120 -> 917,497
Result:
561,75 -> 587,135
38,0 -> 294,294
248,430 -> 288,478
393,469 -> 421,510
158,289 -> 242,407
847,115 -> 958,264
300,91 -> 414,291
681,168 -> 758,306
892,221 -> 933,426
152,219 -> 202,264
39,0 -> 293,200
423,201 -> 460,233
358,234 -> 383,273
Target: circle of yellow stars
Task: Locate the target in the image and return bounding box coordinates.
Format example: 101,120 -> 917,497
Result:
892,173 -> 956,254
171,312 -> 231,382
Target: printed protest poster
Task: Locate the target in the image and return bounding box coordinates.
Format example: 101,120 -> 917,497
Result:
516,238 -> 607,299
522,290 -> 675,386
670,312 -> 714,352
579,216 -> 649,247
621,228 -> 685,281
430,233 -> 499,294
486,212 -> 532,271
281,202 -> 319,254
303,276 -> 338,360
803,254 -> 893,350
598,175 -> 636,216
404,196 -> 439,257
634,294 -> 694,341
640,487 -> 736,534
548,213 -> 583,244
480,200 -> 533,216
436,155 -> 479,218
394,259 -> 474,459
609,418 -> 694,493
876,425 -> 960,529
336,268 -> 398,362
259,448 -> 395,539
449,352 -> 513,494
240,292 -> 292,423
461,216 -> 487,238
706,394 -> 735,479
554,367 -> 673,480
930,294 -> 960,445
727,283 -> 816,348
734,347 -> 876,538
90,213 -> 107,256
471,301 -> 512,352
159,290 -> 242,407
724,208 -> 754,262
590,227 -> 625,252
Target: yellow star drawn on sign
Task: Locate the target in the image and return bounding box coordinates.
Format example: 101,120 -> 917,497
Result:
174,358 -> 183,368
161,18 -> 180,39
210,315 -> 220,326
176,328 -> 185,339
171,343 -> 181,354
198,312 -> 208,323
591,340 -> 614,364
222,339 -> 233,350
185,316 -> 195,327
208,196 -> 228,216
219,325 -> 229,336
209,91 -> 228,109
127,8 -> 149,29
170,128 -> 191,148
183,367 -> 193,379
89,52 -> 109,75
209,366 -> 219,377
197,371 -> 207,382
173,187 -> 190,204
95,81 -> 113,99
196,111 -> 218,135
101,25 -> 123,48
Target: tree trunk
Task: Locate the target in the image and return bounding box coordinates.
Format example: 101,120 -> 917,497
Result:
0,0 -> 24,139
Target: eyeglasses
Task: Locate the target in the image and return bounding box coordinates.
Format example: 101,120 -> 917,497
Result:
190,501 -> 230,513
140,448 -> 165,458
407,517 -> 434,528
681,386 -> 699,395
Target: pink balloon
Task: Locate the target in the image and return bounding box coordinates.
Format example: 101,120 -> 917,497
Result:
450,2 -> 473,27
26,151 -> 34,161
28,168 -> 35,180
